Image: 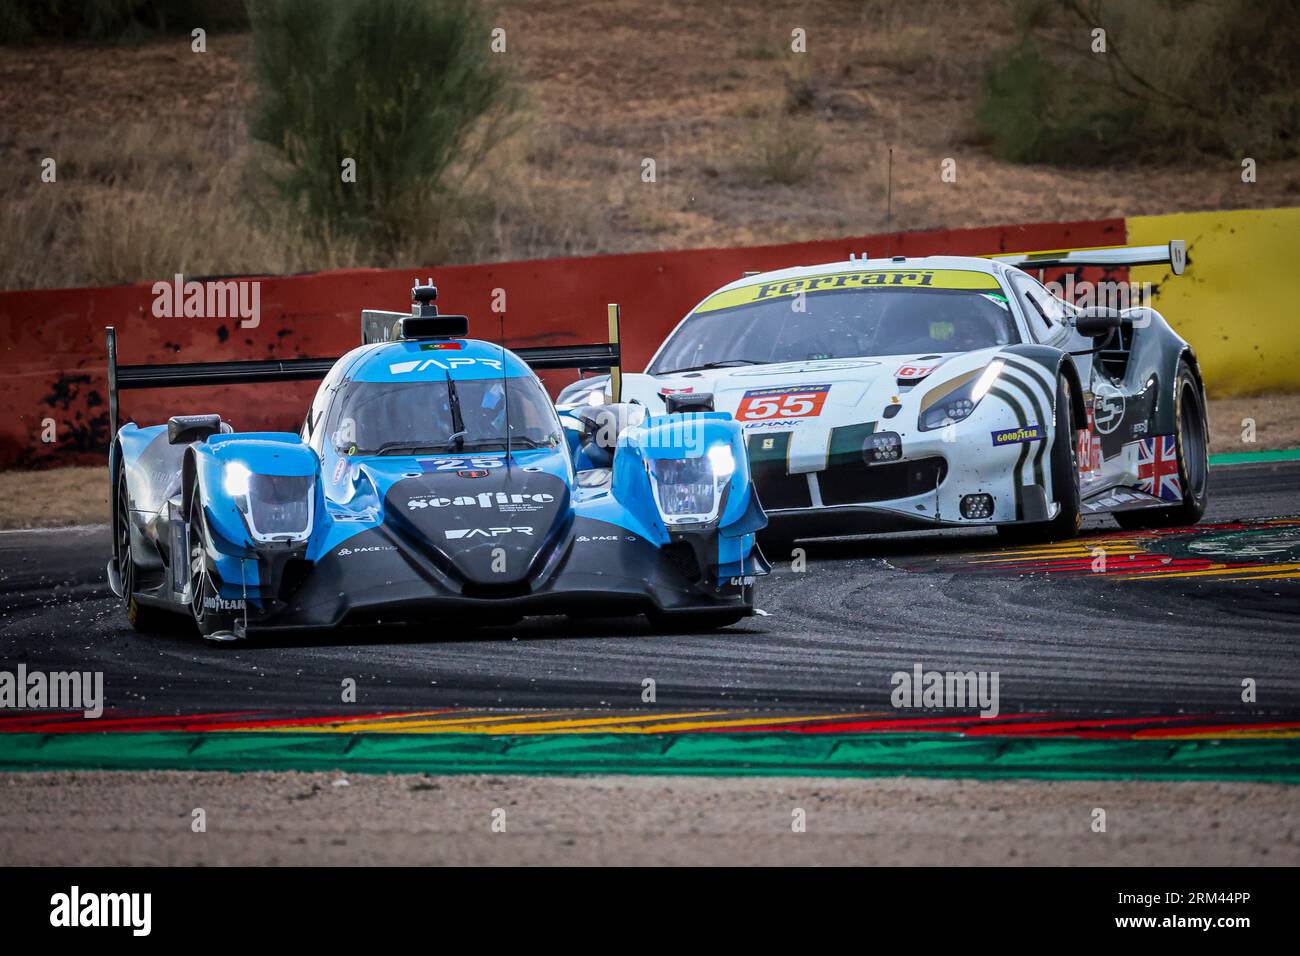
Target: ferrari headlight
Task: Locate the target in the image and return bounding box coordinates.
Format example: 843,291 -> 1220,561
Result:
648,443 -> 734,527
918,360 -> 1004,431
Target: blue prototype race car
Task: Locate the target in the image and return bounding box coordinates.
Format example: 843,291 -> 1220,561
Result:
106,282 -> 768,643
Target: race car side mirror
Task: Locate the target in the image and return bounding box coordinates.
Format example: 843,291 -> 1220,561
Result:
1074,308 -> 1123,338
575,403 -> 647,466
167,414 -> 223,445
664,391 -> 715,413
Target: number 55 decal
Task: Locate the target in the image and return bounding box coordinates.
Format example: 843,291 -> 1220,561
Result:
736,384 -> 831,421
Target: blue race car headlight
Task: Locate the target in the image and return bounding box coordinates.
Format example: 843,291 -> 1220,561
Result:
224,462 -> 252,498
918,359 -> 1004,431
648,444 -> 735,527
246,474 -> 313,540
226,464 -> 314,543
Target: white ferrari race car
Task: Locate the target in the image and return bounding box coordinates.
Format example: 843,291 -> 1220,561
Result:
558,243 -> 1208,545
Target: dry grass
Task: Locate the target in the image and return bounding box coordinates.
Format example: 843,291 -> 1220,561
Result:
1,465 -> 109,529
3,1 -> 1300,290
1207,394 -> 1300,456
4,394 -> 1296,529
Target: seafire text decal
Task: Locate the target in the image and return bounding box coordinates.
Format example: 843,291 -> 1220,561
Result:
408,492 -> 553,513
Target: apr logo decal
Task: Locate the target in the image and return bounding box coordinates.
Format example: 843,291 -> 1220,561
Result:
991,425 -> 1043,446
389,357 -> 502,375
736,384 -> 830,422
445,527 -> 533,540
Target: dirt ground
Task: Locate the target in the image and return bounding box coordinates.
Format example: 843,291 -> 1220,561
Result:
1,769 -> 1294,866
4,0 -> 1300,289
2,394 -> 1294,530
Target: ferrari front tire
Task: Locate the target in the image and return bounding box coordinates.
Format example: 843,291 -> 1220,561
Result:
998,375 -> 1081,544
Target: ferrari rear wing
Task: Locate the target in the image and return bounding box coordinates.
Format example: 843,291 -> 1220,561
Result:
106,300 -> 624,434
990,240 -> 1186,276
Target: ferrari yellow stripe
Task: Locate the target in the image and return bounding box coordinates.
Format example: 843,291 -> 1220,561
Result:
694,268 -> 1001,313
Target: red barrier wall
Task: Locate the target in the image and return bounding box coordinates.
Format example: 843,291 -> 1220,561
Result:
0,217 -> 1124,469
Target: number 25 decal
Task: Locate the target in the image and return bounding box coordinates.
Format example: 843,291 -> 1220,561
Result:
736,385 -> 831,421
432,457 -> 503,470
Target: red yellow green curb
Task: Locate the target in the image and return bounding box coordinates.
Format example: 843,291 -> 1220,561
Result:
2,731 -> 1298,782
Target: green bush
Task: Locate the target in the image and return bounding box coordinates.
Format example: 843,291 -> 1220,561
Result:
248,0 -> 516,249
976,0 -> 1300,165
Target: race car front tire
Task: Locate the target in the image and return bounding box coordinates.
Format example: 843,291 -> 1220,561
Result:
188,481 -> 244,643
997,374 -> 1081,543
115,468 -> 176,634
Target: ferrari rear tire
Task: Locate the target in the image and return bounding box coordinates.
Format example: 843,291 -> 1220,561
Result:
998,375 -> 1081,544
115,468 -> 174,634
1114,359 -> 1208,530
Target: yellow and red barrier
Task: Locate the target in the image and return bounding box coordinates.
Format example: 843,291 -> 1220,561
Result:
0,209 -> 1293,470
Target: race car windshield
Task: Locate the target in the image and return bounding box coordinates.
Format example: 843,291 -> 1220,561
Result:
327,375 -> 563,455
649,288 -> 1018,373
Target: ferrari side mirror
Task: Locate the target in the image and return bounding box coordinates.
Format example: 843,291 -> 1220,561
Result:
1074,307 -> 1123,338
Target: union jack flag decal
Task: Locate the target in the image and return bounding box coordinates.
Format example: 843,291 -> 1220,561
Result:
1137,435 -> 1182,502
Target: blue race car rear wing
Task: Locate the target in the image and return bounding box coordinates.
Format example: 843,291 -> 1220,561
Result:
106,279 -> 623,434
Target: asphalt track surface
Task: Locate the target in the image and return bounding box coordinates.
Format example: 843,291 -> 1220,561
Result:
2,461 -> 1298,716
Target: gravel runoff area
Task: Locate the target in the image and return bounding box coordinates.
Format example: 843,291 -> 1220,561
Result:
2,770 -> 1295,866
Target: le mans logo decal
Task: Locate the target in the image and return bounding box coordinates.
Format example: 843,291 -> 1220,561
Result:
736,384 -> 830,422
992,425 -> 1043,446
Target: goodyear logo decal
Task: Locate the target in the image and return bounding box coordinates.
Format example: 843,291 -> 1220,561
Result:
695,269 -> 1002,314
992,425 -> 1043,446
